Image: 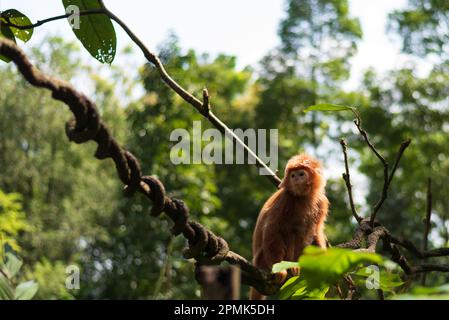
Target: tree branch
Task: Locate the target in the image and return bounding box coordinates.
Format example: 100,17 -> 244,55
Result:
337,219 -> 449,277
352,116 -> 388,225
0,38 -> 279,296
388,139 -> 411,186
370,139 -> 411,225
1,5 -> 282,187
3,5 -> 449,295
349,110 -> 410,225
340,139 -> 363,224
411,264 -> 449,273
1,9 -> 105,29
389,236 -> 449,259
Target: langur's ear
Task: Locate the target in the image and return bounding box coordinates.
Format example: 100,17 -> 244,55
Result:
278,178 -> 286,189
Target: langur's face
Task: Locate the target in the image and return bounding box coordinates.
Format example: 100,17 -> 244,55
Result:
288,168 -> 312,196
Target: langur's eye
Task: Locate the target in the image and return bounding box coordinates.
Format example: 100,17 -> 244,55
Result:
291,173 -> 295,178
299,171 -> 305,177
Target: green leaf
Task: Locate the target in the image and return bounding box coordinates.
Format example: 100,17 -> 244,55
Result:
279,276 -> 302,300
14,280 -> 39,300
279,276 -> 329,300
1,9 -> 34,42
277,247 -> 383,300
4,252 -> 22,278
0,23 -> 16,42
300,246 -> 383,288
62,0 -> 117,64
304,103 -> 355,113
0,273 -> 14,300
291,282 -> 329,300
0,23 -> 16,62
272,261 -> 299,274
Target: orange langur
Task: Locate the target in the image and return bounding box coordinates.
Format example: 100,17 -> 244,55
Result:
250,154 -> 329,300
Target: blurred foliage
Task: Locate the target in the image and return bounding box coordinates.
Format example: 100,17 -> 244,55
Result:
0,36 -> 125,299
0,190 -> 32,252
0,0 -> 448,300
389,0 -> 449,58
23,259 -> 75,300
257,0 -> 362,151
393,284 -> 449,299
0,251 -> 39,300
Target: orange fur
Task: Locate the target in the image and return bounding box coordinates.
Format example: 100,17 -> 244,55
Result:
249,154 -> 329,300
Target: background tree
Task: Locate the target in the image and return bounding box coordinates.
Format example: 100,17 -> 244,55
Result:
257,0 -> 362,148
78,36 -> 262,299
0,37 -> 128,299
388,0 -> 449,59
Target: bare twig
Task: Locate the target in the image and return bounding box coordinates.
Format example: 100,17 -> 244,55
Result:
387,139 -> 412,186
2,5 -> 282,187
377,289 -> 385,300
340,139 -> 363,224
336,230 -> 364,249
369,139 -> 411,226
352,115 -> 388,225
337,112 -> 446,287
344,275 -> 357,300
352,126 -> 384,171
353,117 -> 389,181
1,9 -> 105,29
368,139 -> 411,226
101,4 -> 281,186
335,284 -> 344,299
350,111 -> 411,226
202,88 -> 210,114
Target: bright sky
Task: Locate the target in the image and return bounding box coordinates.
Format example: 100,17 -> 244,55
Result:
1,0 -> 425,90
